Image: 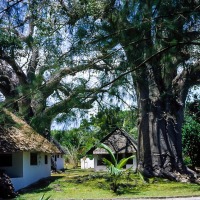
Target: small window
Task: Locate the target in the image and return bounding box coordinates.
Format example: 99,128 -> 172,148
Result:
54,155 -> 57,161
45,155 -> 48,164
0,154 -> 12,167
57,155 -> 59,158
30,153 -> 38,165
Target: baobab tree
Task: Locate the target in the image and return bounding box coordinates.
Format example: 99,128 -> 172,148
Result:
59,0 -> 200,180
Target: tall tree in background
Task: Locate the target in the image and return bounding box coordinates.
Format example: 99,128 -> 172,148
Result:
80,107 -> 138,140
59,0 -> 200,180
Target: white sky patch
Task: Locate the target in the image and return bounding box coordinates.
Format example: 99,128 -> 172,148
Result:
177,65 -> 183,74
187,86 -> 200,102
0,92 -> 5,102
51,110 -> 83,130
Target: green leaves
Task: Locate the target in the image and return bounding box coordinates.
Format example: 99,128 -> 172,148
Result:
99,143 -> 135,174
99,143 -> 135,192
182,107 -> 200,167
117,155 -> 135,169
100,143 -> 117,167
77,27 -> 88,38
99,143 -> 135,175
0,30 -> 22,49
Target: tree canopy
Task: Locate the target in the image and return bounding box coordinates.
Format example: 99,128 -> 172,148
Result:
0,0 -> 136,133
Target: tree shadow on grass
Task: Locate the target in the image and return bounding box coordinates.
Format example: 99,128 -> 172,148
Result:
18,176 -> 64,194
63,171 -> 142,196
113,182 -> 148,195
65,171 -> 107,183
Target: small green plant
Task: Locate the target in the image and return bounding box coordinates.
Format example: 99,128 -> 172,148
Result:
100,143 -> 134,193
138,171 -> 149,183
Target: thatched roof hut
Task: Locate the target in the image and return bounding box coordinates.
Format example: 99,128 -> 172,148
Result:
0,109 -> 60,154
87,127 -> 137,155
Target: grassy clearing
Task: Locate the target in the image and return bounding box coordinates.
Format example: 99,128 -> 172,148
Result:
16,169 -> 200,200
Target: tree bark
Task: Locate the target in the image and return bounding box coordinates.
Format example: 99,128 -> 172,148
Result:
137,98 -> 186,178
134,67 -> 196,181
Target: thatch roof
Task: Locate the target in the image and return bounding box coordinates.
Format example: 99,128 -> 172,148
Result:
87,127 -> 137,155
51,137 -> 66,154
0,109 -> 60,154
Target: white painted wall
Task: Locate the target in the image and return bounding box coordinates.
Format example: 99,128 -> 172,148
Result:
94,155 -> 107,171
11,152 -> 51,191
126,156 -> 137,171
81,157 -> 94,169
11,177 -> 24,191
0,152 -> 23,178
56,154 -> 65,170
53,154 -> 65,170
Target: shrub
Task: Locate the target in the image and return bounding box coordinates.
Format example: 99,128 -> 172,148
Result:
182,116 -> 200,167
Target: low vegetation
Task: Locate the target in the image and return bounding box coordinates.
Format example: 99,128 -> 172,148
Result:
100,143 -> 135,193
16,169 -> 200,200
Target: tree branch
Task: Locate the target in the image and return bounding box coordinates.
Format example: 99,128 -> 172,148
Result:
73,41 -> 200,109
188,60 -> 200,86
58,0 -> 81,25
43,92 -> 96,119
41,62 -> 106,98
0,75 -> 12,96
0,0 -> 23,14
99,41 -> 200,90
27,47 -> 39,83
172,60 -> 200,104
0,49 -> 27,84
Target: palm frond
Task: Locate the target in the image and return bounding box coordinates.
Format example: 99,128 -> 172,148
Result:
117,155 -> 135,169
102,157 -> 113,167
100,143 -> 117,166
109,165 -> 122,176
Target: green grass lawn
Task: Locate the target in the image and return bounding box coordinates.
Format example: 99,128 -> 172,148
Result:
16,169 -> 200,200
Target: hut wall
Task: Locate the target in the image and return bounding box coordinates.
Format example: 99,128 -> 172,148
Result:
126,154 -> 137,170
0,152 -> 23,178
54,154 -> 65,170
94,155 -> 107,171
11,152 -> 51,191
81,157 -> 94,169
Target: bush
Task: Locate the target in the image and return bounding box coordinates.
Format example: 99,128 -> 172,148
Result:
0,170 -> 17,198
182,116 -> 200,167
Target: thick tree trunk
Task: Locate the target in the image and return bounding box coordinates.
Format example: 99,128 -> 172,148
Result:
136,90 -> 198,181
123,34 -> 199,180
